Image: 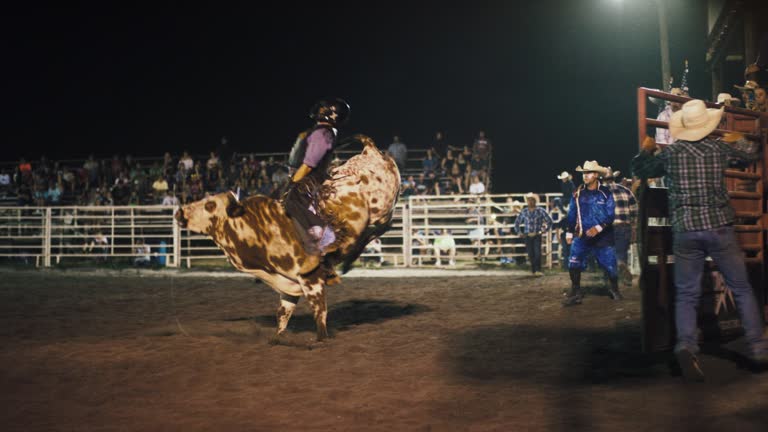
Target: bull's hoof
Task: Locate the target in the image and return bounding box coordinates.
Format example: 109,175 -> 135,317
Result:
269,334 -> 283,345
326,274 -> 342,286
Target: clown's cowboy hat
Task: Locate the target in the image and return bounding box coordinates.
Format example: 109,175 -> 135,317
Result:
556,171 -> 571,180
524,192 -> 540,205
575,160 -> 608,175
669,99 -> 724,142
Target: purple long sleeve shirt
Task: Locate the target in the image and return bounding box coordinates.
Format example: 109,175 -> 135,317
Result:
303,128 -> 335,168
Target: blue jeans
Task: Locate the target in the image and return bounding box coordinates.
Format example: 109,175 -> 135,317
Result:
524,234 -> 542,273
568,237 -> 617,278
613,224 -> 632,264
673,225 -> 766,353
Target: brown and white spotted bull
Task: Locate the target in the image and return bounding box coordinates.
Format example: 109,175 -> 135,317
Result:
175,135 -> 400,341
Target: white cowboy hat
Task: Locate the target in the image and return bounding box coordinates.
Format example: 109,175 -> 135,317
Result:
524,192 -> 539,205
603,167 -> 621,179
556,171 -> 571,180
716,93 -> 739,105
669,99 -> 724,142
575,160 -> 608,175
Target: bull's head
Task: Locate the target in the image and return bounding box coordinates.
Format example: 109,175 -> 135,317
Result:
174,191 -> 245,234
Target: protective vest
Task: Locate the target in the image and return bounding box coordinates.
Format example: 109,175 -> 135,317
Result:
288,124 -> 337,177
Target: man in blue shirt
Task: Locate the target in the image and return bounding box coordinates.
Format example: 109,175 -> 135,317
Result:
563,161 -> 621,306
514,192 -> 552,276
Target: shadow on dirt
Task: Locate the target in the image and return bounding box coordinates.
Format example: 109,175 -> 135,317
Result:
446,323 -> 675,385
226,299 -> 431,333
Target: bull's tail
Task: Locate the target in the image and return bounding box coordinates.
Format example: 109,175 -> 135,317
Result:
339,218 -> 393,274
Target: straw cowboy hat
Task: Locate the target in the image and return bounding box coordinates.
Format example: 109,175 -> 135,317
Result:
524,192 -> 540,205
734,80 -> 759,91
556,171 -> 571,180
669,99 -> 724,142
575,160 -> 608,175
603,167 -> 621,179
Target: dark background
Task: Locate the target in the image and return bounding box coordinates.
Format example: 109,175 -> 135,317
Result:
1,0 -> 710,191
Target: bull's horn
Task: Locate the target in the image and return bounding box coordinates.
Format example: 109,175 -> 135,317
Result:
230,189 -> 240,202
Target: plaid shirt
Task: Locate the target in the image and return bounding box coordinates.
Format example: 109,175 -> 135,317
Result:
514,206 -> 553,235
606,182 -> 637,226
631,137 -> 760,232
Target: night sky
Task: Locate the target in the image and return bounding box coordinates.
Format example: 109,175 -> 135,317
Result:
2,0 -> 710,192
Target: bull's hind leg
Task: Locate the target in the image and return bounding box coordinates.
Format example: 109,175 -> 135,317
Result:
297,275 -> 329,341
276,293 -> 300,338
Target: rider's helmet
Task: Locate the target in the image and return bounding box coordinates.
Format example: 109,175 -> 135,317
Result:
309,98 -> 350,126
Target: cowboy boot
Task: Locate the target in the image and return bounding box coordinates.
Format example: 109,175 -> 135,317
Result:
608,276 -> 624,301
562,268 -> 583,307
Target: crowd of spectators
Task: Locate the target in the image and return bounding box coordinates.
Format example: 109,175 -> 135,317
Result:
0,129 -> 495,208
394,130 -> 493,197
0,149 -> 293,207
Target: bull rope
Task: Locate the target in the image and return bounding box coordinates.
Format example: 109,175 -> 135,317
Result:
170,275 -> 189,337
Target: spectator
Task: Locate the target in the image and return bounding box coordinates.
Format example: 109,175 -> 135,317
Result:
151,176 -> 169,202
603,167 -> 638,287
423,171 -> 440,195
422,149 -> 440,174
433,228 -> 456,266
654,87 -> 686,145
387,135 -> 408,173
161,191 -> 179,206
755,86 -> 767,113
466,202 -> 488,260
430,131 -> 449,158
471,130 -> 492,164
441,149 -> 456,177
178,151 -> 194,172
556,171 -> 575,212
468,175 -> 485,195
46,181 -> 62,205
514,193 -> 553,276
446,177 -> 463,195
362,237 -> 384,267
206,151 -> 220,172
401,175 -> 416,197
83,229 -> 109,259
411,229 -> 430,265
0,170 -> 11,194
133,238 -> 151,266
162,152 -> 174,174
83,155 -> 99,187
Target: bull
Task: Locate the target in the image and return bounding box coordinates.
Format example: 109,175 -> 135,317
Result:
175,135 -> 400,341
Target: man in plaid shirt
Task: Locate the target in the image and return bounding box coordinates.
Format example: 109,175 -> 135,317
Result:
603,168 -> 638,286
632,99 -> 767,380
514,193 -> 552,276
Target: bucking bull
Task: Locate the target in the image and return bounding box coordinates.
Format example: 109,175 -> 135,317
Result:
175,135 -> 400,341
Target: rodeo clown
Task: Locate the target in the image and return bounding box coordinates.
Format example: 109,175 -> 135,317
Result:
284,98 -> 350,255
562,160 -> 623,307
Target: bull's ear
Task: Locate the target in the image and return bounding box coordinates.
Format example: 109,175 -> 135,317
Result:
226,197 -> 245,217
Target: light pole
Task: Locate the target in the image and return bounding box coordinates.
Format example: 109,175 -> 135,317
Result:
655,0 -> 672,90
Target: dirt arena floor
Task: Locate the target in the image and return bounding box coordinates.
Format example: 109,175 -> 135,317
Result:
1,269 -> 767,432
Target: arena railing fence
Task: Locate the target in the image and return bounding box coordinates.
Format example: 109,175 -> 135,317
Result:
0,192 -> 570,269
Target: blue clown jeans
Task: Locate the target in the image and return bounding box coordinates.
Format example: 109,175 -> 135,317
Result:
673,225 -> 766,354
568,237 -> 618,278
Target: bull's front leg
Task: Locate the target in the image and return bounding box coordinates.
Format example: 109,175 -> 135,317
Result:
273,293 -> 300,342
297,275 -> 329,341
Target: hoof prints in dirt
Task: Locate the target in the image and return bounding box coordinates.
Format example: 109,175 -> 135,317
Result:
247,299 -> 431,333
446,324 -> 672,385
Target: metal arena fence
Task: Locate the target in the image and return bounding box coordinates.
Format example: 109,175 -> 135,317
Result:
0,193 -> 568,269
